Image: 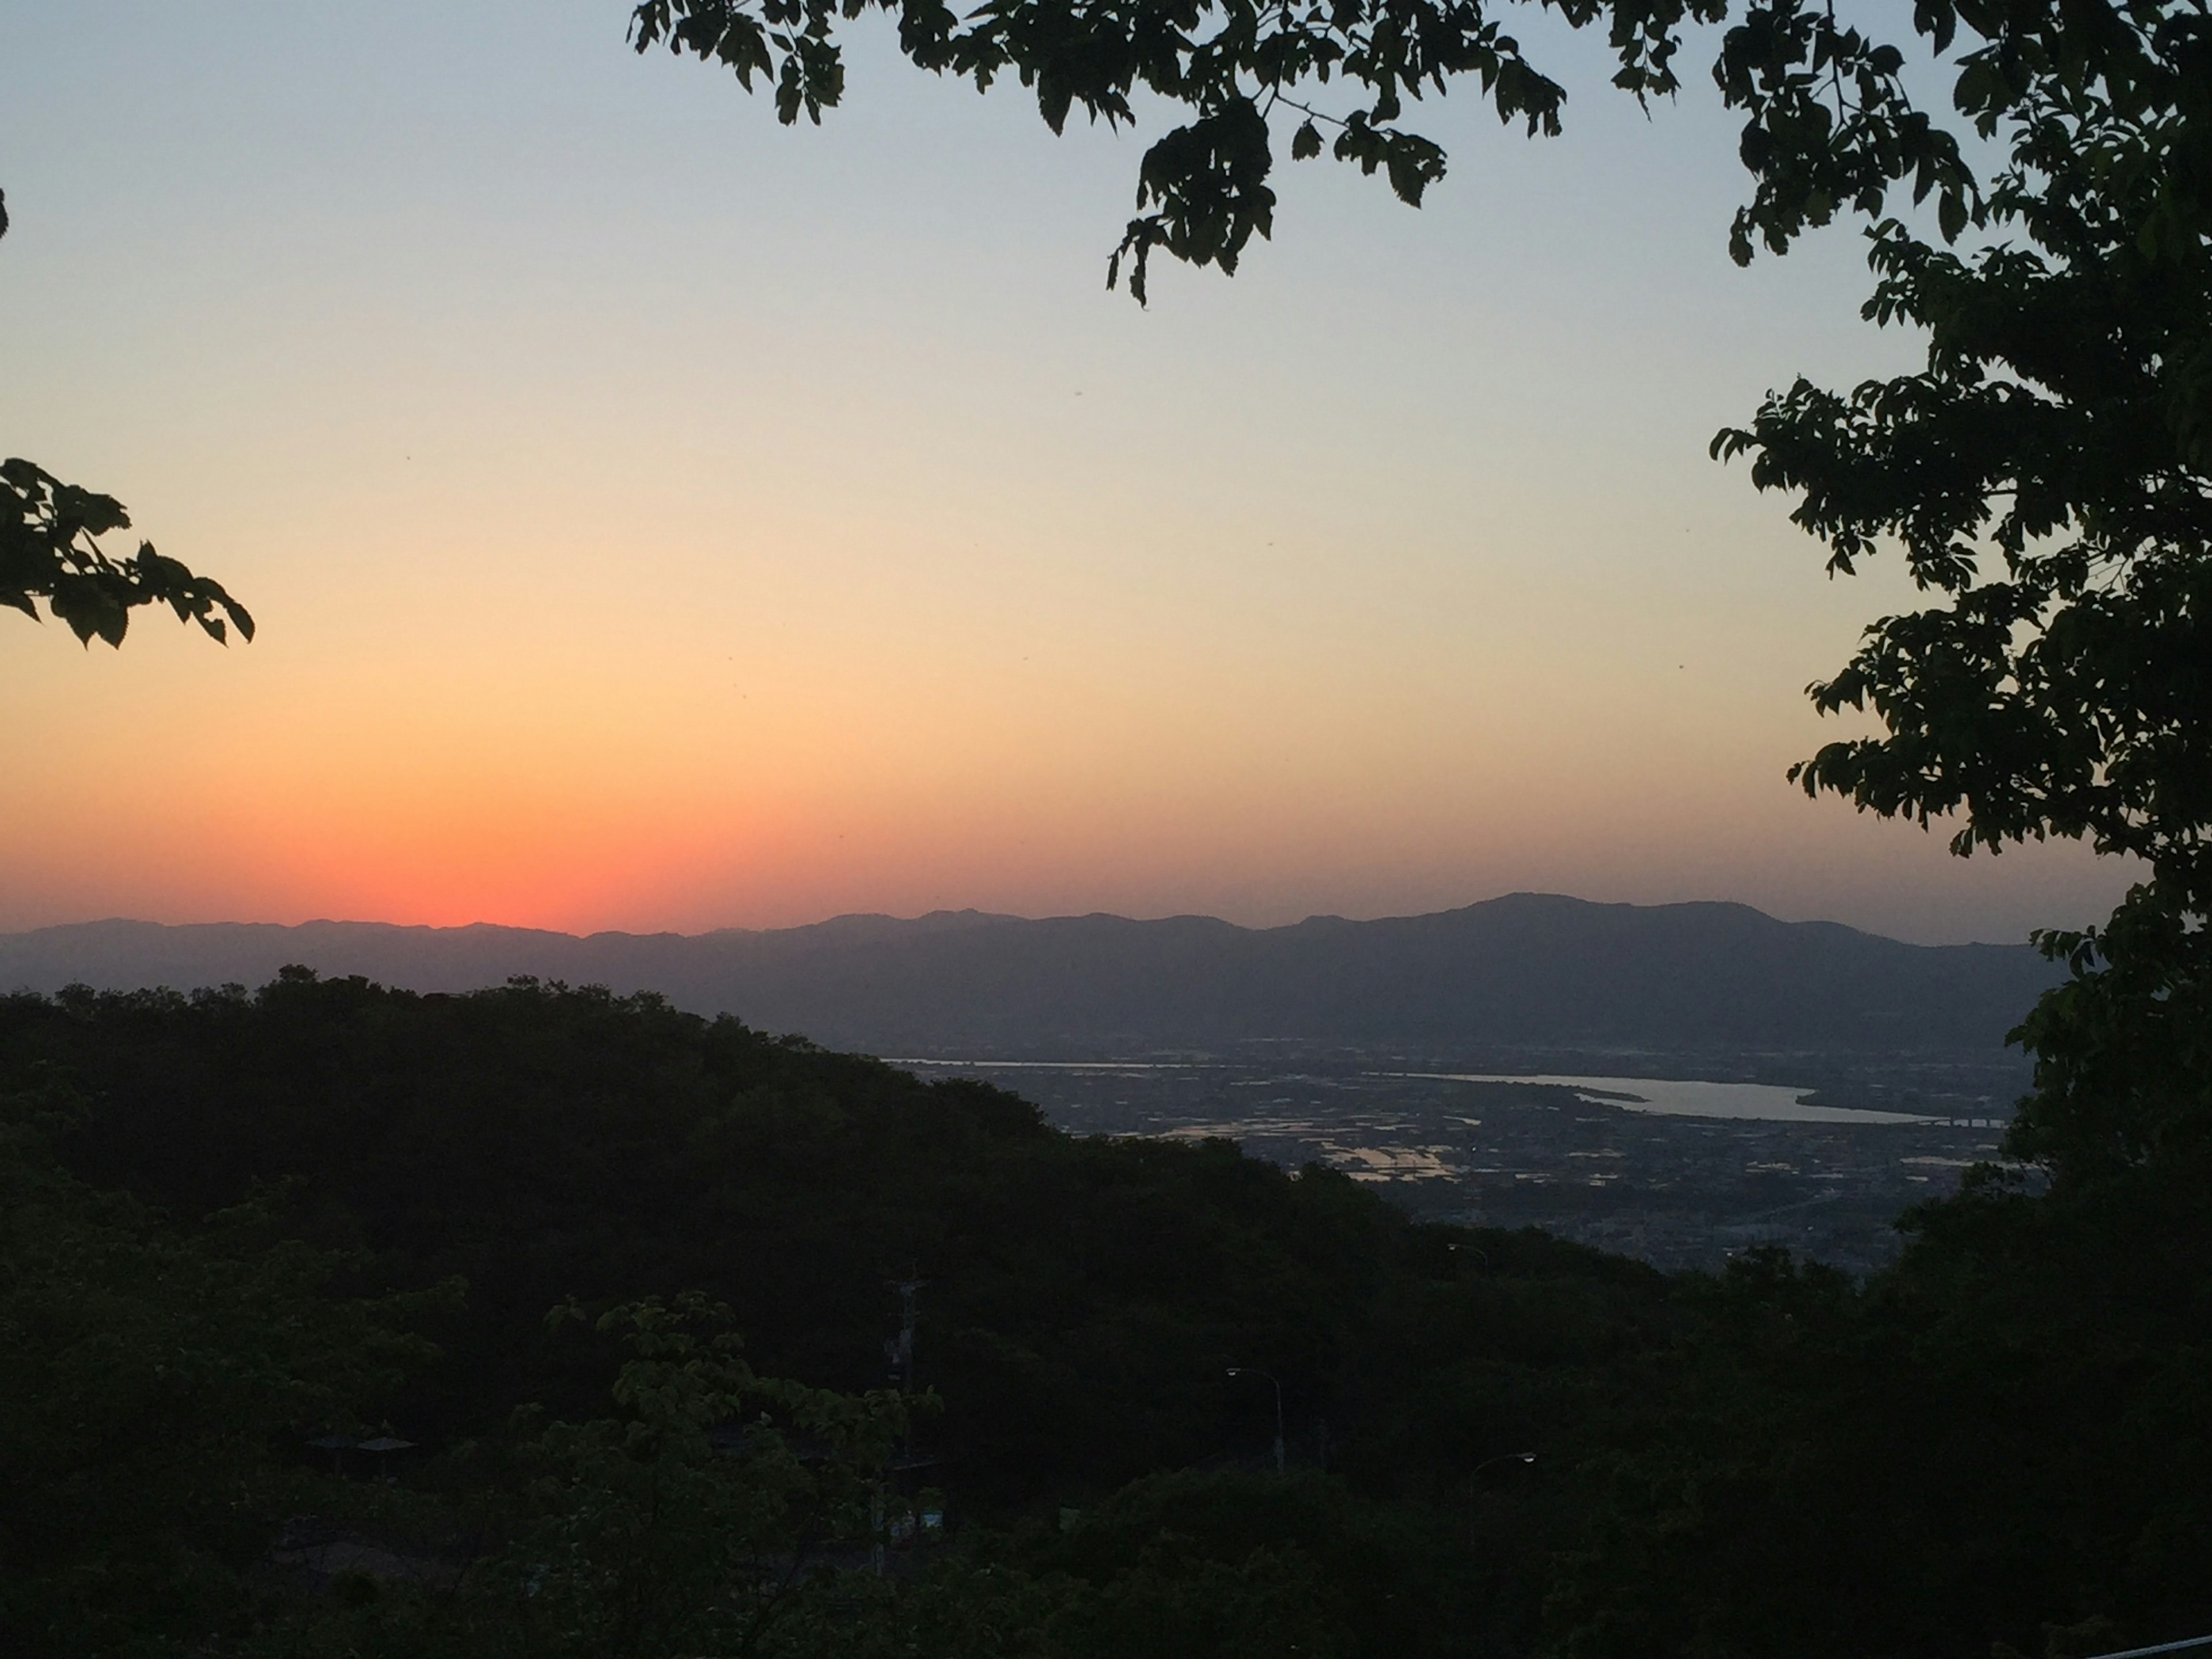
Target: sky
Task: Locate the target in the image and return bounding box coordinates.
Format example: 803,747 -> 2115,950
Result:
0,1 -> 2132,945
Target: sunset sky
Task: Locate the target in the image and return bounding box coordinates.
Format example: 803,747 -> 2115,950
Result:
0,1 -> 2130,945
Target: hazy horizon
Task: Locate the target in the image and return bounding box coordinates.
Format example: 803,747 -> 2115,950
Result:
3,888 -> 2077,952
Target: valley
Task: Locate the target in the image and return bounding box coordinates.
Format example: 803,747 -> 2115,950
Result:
895,1048 -> 2029,1274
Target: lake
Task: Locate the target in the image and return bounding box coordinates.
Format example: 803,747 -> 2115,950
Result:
894,1059 -> 1946,1125
1406,1073 -> 1940,1124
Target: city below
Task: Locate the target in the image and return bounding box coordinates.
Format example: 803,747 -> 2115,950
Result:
897,1047 -> 2029,1275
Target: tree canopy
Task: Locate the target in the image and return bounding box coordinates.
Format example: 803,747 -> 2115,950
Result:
628,0 -> 1983,299
1718,4 -> 2211,1185
11,972 -> 2212,1656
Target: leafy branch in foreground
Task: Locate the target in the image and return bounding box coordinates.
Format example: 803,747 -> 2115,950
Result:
0,190 -> 252,649
629,0 -> 1978,302
1715,3 -> 2212,1183
1,458 -> 255,647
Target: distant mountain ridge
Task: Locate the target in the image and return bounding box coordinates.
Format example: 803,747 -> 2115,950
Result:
0,895 -> 2058,1055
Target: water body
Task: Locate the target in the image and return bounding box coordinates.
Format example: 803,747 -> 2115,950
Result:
895,1059 -> 1945,1124
1408,1074 -> 1940,1125
887,1059 -> 1200,1071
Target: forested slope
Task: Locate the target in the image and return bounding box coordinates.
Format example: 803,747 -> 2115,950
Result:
9,971 -> 1668,1505
4,973 -> 2207,1659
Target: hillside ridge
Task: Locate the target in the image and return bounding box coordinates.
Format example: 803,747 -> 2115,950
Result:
0,893 -> 2055,1054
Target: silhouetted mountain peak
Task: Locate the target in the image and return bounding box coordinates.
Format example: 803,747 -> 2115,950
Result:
0,896 -> 2056,1055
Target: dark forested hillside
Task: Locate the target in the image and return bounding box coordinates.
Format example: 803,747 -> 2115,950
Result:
0,893 -> 2058,1054
3,973 -> 1668,1506
5,974 -> 2208,1659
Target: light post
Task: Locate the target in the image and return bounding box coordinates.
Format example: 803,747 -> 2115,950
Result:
1226,1367 -> 1285,1477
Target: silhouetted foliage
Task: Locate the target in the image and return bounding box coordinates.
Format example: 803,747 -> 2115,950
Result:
0,457 -> 256,647
628,0 -> 1979,301
1709,3 -> 2212,1195
0,189 -> 253,647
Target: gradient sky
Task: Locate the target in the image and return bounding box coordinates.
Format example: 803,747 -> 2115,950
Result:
0,1 -> 2131,945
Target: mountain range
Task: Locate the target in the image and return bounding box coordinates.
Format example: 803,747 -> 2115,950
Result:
0,894 -> 2058,1056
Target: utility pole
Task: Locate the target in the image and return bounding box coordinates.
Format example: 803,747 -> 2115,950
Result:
885,1275 -> 925,1391
877,1274 -> 925,1578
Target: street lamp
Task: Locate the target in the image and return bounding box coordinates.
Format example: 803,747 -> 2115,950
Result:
1226,1367 -> 1285,1477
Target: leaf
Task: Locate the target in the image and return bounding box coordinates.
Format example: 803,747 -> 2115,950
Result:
1937,188 -> 1967,242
